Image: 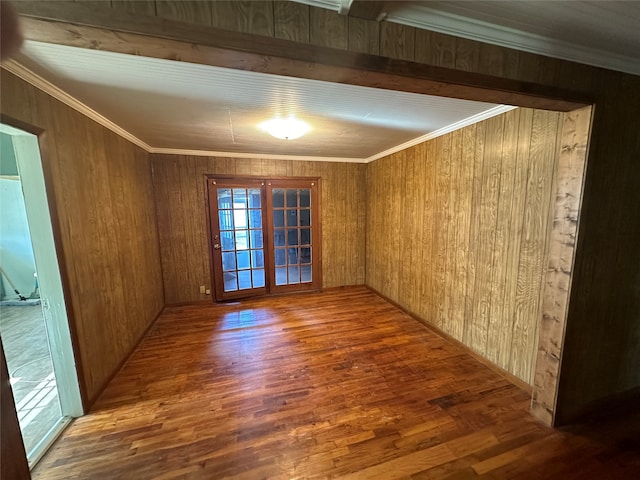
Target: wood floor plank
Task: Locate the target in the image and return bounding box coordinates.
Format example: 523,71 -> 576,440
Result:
32,287 -> 640,479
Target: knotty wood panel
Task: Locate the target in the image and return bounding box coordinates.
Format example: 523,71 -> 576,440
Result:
347,16 -> 379,55
0,70 -> 165,406
366,108 -> 562,384
151,155 -> 366,304
532,106 -> 592,425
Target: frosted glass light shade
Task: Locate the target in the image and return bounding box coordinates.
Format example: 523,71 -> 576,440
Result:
259,116 -> 311,140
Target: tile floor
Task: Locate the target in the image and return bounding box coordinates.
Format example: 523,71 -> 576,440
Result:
0,303 -> 62,456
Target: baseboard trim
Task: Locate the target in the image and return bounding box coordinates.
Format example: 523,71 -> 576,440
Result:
366,285 -> 533,394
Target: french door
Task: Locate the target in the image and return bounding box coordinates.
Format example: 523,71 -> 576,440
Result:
207,176 -> 321,301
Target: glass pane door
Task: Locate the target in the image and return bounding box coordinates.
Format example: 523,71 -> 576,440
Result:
267,179 -> 321,294
208,179 -> 267,301
208,177 -> 321,301
272,188 -> 313,286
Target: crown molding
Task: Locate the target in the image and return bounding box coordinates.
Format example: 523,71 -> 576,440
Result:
365,105 -> 516,163
388,6 -> 640,77
1,60 -> 153,151
3,61 -> 514,165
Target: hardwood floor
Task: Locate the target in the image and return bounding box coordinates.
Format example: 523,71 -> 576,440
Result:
32,287 -> 639,479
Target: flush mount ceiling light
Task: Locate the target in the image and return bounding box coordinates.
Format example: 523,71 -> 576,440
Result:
258,116 -> 311,140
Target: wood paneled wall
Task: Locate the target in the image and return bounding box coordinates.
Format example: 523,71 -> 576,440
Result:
151,155 -> 366,304
0,71 -> 165,406
127,1 -> 637,423
366,108 -> 562,384
12,0 -> 640,424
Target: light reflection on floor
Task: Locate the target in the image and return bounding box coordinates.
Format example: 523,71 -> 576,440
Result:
0,304 -> 62,456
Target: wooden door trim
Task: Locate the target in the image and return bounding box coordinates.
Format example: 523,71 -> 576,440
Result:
265,178 -> 322,295
0,113 -> 89,411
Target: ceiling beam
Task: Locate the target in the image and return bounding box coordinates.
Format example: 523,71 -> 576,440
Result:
12,1 -> 590,111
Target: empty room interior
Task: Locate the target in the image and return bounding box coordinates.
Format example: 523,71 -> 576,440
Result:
1,1 -> 639,479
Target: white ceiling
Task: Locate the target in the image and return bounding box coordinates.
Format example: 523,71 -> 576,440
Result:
13,41 -> 508,162
299,0 -> 640,75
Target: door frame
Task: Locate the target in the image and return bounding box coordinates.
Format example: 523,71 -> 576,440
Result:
0,122 -> 84,464
206,176 -> 269,301
205,174 -> 322,301
265,177 -> 322,295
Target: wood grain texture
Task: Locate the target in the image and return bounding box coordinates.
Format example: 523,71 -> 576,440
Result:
274,1 -> 309,43
110,1 -> 156,16
31,288 -> 640,480
366,108 -> 561,384
11,0 -> 640,425
151,155 -> 366,304
309,6 -> 347,50
0,70 -> 165,406
380,22 -> 415,61
532,106 -> 592,425
347,16 -> 379,55
415,30 -> 457,68
210,1 -> 274,37
156,0 -> 212,26
14,11 -> 588,111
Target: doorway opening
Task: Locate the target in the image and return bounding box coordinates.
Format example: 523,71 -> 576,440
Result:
207,176 -> 321,301
0,124 -> 82,467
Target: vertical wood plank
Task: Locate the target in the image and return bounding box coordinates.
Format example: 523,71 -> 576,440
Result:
111,1 -> 156,16
510,110 -> 561,381
486,110 -> 519,369
414,30 -> 456,68
380,22 -> 415,61
455,37 -> 480,72
434,136 -> 451,331
419,140 -> 437,323
347,16 -> 379,55
274,1 -> 309,43
446,129 -> 463,340
309,6 -> 347,50
532,106 -> 591,424
1,71 -> 164,404
500,108 -> 533,375
478,43 -> 506,78
366,107 -> 563,385
470,115 -> 502,355
153,156 -> 365,299
210,1 -> 274,37
156,1 -> 212,26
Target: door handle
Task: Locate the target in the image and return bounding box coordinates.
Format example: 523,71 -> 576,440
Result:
213,243 -> 221,250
